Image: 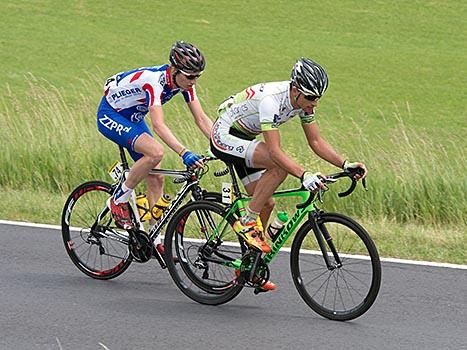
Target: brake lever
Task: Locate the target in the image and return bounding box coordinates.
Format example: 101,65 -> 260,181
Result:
362,177 -> 368,191
318,189 -> 324,203
317,182 -> 330,203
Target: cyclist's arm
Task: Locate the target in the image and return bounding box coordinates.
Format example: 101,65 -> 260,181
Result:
301,122 -> 345,168
149,105 -> 186,155
187,99 -> 213,139
263,129 -> 305,178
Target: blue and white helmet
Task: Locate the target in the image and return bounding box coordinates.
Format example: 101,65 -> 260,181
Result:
290,58 -> 328,97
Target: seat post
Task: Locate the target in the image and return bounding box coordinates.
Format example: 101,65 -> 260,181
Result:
119,146 -> 129,170
228,163 -> 243,198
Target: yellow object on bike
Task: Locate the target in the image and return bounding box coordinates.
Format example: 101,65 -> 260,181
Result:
136,193 -> 151,222
152,194 -> 172,220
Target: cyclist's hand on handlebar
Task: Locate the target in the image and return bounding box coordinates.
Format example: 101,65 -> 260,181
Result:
343,160 -> 368,180
301,171 -> 326,192
182,150 -> 204,168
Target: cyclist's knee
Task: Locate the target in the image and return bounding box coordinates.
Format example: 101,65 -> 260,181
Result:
144,145 -> 164,167
270,166 -> 288,181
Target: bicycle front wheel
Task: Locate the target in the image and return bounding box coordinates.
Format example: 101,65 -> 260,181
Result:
291,212 -> 381,321
164,200 -> 245,305
61,181 -> 132,279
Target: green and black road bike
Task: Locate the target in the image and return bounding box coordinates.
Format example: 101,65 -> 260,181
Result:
61,146 -> 222,279
164,164 -> 381,321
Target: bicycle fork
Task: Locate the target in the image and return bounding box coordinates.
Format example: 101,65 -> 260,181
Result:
309,212 -> 342,270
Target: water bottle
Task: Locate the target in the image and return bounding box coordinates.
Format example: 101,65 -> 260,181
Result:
266,211 -> 288,241
151,194 -> 172,220
136,193 -> 151,222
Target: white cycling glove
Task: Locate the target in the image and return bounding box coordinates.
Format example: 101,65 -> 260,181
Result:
301,171 -> 325,192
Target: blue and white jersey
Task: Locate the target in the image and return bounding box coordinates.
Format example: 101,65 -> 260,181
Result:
103,64 -> 197,123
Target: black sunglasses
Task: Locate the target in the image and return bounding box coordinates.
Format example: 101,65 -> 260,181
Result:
303,94 -> 320,101
185,74 -> 201,80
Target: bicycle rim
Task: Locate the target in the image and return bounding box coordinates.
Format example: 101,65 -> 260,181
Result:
291,213 -> 381,321
61,181 -> 132,279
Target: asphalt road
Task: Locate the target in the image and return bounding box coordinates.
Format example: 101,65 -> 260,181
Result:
0,223 -> 466,350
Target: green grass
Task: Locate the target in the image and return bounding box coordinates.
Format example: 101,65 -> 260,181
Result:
1,1 -> 466,132
0,0 -> 466,263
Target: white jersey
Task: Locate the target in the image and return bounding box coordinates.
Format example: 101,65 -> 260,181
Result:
217,81 -> 315,138
103,64 -> 197,123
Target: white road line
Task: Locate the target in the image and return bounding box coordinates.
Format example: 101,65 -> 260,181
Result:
1,219 -> 466,270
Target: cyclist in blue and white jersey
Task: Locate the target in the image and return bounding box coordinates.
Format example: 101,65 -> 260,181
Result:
210,58 -> 368,290
97,41 -> 213,252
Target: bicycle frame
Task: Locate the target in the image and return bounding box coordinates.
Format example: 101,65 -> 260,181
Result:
215,188 -> 316,269
203,162 -> 360,271
97,147 -> 210,246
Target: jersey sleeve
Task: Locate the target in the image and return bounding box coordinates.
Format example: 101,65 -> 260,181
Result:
299,110 -> 316,124
258,96 -> 281,132
141,72 -> 164,107
181,86 -> 198,103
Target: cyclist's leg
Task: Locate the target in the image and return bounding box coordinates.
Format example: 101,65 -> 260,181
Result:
146,166 -> 164,241
146,170 -> 164,210
118,130 -> 163,229
97,99 -> 163,188
211,121 -> 281,289
211,121 -> 285,253
211,120 -> 288,210
128,133 -> 164,188
97,100 -> 163,226
246,142 -> 288,216
240,168 -> 279,227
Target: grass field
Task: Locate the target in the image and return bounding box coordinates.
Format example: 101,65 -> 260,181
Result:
1,1 -> 466,263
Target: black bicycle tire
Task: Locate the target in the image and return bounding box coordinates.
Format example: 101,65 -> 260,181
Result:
164,200 -> 244,305
200,191 -> 222,203
61,180 -> 132,280
290,212 -> 381,321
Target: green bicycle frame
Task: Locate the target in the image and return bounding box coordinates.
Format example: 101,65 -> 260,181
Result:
213,188 -> 315,269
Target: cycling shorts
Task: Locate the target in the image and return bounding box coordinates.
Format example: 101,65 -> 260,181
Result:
97,97 -> 152,161
210,118 -> 265,186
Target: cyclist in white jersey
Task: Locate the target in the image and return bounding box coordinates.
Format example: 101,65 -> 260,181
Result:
211,58 -> 367,290
97,41 -> 213,254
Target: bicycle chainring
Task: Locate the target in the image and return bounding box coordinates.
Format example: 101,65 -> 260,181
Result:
128,229 -> 153,263
239,251 -> 270,288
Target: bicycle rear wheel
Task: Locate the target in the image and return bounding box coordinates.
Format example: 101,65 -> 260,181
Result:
291,212 -> 381,321
164,200 -> 245,305
61,181 -> 132,279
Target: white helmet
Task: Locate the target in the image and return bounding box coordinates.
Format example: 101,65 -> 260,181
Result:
291,58 -> 328,97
